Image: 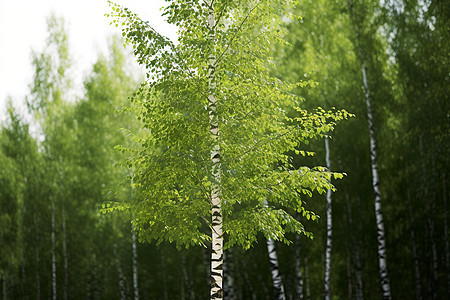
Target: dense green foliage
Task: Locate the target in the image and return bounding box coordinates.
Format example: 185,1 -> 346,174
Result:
0,0 -> 448,299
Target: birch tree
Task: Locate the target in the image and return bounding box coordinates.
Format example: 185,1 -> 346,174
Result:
346,0 -> 392,298
105,1 -> 350,299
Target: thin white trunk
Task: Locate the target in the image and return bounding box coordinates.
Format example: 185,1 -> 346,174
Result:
264,199 -> 286,300
267,238 -> 286,300
295,228 -> 303,300
362,61 -> 391,299
51,196 -> 57,300
59,168 -> 68,300
114,243 -> 126,300
207,2 -> 223,300
345,191 -> 364,300
131,224 -> 139,300
324,137 -> 332,300
347,1 -> 391,298
182,253 -> 195,300
407,185 -> 422,299
223,250 -> 235,300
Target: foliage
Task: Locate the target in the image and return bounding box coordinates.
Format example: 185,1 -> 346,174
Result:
104,0 -> 351,250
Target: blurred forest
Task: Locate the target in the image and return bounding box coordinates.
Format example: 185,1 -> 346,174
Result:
0,0 -> 448,299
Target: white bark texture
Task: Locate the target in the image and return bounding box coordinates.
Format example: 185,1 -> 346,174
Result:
263,199 -> 286,300
207,2 -> 223,300
223,250 -> 235,300
114,243 -> 126,300
347,1 -> 391,298
266,238 -> 286,300
361,60 -> 392,300
324,137 -> 332,300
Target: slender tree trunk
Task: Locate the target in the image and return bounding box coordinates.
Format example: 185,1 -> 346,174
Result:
207,2 -> 223,300
114,243 -> 126,300
263,200 -> 286,300
182,253 -> 195,300
223,250 -> 235,300
354,196 -> 364,300
131,224 -> 139,300
57,168 -> 68,300
295,228 -> 303,300
362,59 -> 391,299
266,237 -> 286,300
407,184 -> 422,300
324,137 -> 332,300
345,191 -> 364,300
51,196 -> 57,300
347,1 -> 392,298
443,173 -> 450,297
304,257 -> 311,300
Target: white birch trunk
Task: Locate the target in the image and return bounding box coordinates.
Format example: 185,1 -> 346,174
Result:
407,185 -> 422,299
223,250 -> 235,300
60,169 -> 68,300
182,253 -> 195,300
345,191 -> 364,300
347,1 -> 392,297
266,237 -> 286,300
207,2 -> 223,300
114,243 -> 126,300
131,224 -> 139,300
264,200 -> 286,300
362,59 -> 391,300
51,196 -> 57,300
324,137 -> 332,300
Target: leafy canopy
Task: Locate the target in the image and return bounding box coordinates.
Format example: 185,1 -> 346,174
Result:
104,0 -> 351,249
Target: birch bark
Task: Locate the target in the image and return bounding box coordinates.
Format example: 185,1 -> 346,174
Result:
266,238 -> 286,300
347,1 -> 391,297
323,137 -> 332,300
207,2 -> 223,299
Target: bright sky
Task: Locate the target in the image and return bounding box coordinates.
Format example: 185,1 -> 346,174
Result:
0,0 -> 177,119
